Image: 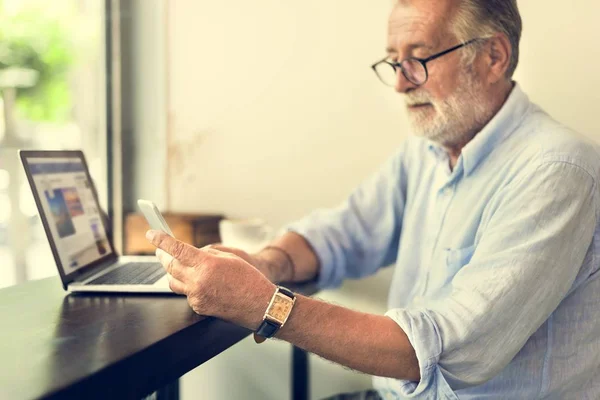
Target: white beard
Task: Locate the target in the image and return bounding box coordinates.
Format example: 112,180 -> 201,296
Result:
405,69 -> 490,147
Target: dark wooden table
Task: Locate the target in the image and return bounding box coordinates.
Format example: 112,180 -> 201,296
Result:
0,277 -> 316,400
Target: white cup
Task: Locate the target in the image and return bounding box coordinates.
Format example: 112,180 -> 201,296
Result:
218,218 -> 274,252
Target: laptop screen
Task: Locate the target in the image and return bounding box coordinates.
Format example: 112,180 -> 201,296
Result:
26,156 -> 114,274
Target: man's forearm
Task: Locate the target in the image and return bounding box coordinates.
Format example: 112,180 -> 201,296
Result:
255,231 -> 320,283
251,233 -> 420,379
152,230 -> 419,381
275,295 -> 420,381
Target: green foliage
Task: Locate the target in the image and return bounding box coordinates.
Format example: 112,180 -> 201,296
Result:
0,8 -> 74,122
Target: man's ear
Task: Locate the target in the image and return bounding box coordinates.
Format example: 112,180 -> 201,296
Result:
486,34 -> 511,83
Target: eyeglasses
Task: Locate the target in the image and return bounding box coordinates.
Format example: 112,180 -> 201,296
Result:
371,38 -> 481,87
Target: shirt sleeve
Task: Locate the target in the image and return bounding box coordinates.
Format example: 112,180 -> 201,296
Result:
383,158 -> 598,398
286,142 -> 409,289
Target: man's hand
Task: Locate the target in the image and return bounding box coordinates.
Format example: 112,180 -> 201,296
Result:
206,232 -> 321,284
201,244 -> 277,282
146,230 -> 418,381
146,230 -> 276,330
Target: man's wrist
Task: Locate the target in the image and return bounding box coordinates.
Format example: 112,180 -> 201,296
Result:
253,285 -> 297,343
254,247 -> 294,283
238,280 -> 277,331
251,252 -> 278,282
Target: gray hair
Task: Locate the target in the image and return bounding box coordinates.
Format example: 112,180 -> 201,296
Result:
451,0 -> 522,78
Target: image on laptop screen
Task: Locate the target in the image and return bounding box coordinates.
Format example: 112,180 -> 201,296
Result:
27,157 -> 114,274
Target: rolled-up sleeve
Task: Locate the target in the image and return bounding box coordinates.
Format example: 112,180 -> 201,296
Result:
287,144 -> 409,289
380,158 -> 597,398
382,308 -> 458,399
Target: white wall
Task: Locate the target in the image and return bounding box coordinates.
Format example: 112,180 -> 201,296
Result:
515,2 -> 600,137
163,1 -> 600,399
166,0 -> 403,228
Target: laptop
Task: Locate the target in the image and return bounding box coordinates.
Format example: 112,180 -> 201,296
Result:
20,150 -> 173,294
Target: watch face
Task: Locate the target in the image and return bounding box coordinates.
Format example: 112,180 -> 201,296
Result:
268,294 -> 294,324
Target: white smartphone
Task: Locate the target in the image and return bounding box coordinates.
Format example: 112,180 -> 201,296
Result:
137,199 -> 175,237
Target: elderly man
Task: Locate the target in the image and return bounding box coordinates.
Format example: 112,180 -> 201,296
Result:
147,0 -> 600,398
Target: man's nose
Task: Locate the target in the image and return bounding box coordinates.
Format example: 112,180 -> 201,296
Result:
394,68 -> 417,94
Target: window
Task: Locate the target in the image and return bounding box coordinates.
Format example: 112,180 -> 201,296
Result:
0,0 -> 107,288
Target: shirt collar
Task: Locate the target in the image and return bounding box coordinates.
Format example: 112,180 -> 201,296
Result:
460,82 -> 531,176
425,82 -> 531,176
427,142 -> 448,162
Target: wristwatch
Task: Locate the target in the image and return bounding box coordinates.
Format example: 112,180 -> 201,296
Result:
254,286 -> 296,344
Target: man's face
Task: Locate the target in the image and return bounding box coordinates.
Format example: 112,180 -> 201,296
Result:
387,0 -> 489,147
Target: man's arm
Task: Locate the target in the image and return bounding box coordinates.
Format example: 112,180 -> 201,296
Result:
254,231 -> 320,283
277,294 -> 420,381
206,231 -> 319,283
207,233 -> 421,380
149,230 -> 421,381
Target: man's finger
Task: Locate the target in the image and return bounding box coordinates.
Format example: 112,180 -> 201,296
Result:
156,248 -> 190,282
204,244 -> 234,253
202,244 -> 252,262
167,274 -> 187,295
201,244 -> 225,256
146,230 -> 207,266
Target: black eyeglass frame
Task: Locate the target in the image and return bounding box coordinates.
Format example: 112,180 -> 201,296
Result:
371,38 -> 482,86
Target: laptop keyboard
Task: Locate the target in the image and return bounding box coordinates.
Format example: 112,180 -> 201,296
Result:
88,262 -> 164,285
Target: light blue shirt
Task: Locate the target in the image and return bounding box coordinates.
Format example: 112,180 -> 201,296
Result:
288,84 -> 600,399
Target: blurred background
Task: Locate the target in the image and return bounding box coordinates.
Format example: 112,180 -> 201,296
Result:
1,0 -> 599,399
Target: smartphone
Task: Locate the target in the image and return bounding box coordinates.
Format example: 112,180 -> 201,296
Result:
137,199 -> 175,237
